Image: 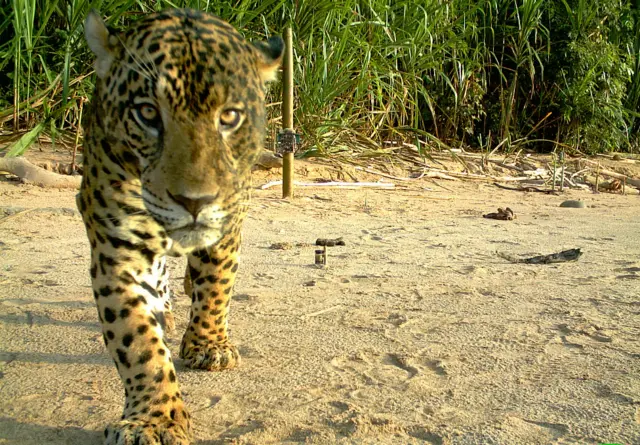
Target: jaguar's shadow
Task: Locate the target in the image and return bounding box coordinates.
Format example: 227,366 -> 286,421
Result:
0,313 -> 100,331
0,416 -> 281,445
0,350 -> 111,366
0,417 -> 101,445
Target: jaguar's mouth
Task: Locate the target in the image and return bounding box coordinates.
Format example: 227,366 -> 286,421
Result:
169,222 -> 210,233
165,223 -> 223,254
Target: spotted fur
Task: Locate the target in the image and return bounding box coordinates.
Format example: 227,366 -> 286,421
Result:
77,9 -> 282,444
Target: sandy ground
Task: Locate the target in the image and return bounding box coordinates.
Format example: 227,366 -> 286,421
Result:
0,159 -> 639,445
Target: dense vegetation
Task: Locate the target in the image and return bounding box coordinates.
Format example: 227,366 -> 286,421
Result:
2,0 -> 640,156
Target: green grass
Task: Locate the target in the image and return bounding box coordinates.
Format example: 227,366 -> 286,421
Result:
1,0 -> 638,156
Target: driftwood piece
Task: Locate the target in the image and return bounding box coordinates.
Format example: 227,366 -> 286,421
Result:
316,237 -> 346,247
498,248 -> 583,264
582,159 -> 640,188
423,168 -> 533,182
0,156 -> 81,189
584,175 -> 639,194
355,166 -> 457,181
259,180 -> 395,190
253,150 -> 283,170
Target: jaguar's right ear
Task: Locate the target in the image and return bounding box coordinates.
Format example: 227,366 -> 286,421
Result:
253,36 -> 284,83
85,10 -> 118,78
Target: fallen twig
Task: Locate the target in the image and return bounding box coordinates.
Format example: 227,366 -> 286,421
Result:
490,161 -> 525,173
300,305 -> 343,319
355,166 -> 423,181
570,168 -> 591,180
493,183 -> 559,194
0,208 -> 38,225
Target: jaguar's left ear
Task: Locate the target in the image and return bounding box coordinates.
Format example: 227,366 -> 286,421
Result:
253,36 -> 284,83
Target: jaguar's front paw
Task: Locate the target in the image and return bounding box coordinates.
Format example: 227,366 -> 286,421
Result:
104,417 -> 191,445
179,336 -> 240,371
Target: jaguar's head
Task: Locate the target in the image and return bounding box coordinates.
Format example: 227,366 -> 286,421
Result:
84,8 -> 283,251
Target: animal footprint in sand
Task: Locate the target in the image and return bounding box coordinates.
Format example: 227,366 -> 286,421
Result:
554,322 -> 615,344
330,351 -> 447,389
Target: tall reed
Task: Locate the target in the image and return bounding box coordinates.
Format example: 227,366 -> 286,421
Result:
0,0 -> 637,155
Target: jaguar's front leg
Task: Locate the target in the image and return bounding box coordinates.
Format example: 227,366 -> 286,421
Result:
91,248 -> 192,444
155,256 -> 176,333
180,230 -> 242,371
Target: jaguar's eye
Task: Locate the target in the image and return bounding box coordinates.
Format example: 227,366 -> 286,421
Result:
133,102 -> 162,135
219,109 -> 243,131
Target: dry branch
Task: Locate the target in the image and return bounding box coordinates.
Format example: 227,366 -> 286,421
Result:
581,159 -> 640,188
425,168 -> 531,182
355,166 -> 458,181
300,305 -> 344,319
259,180 -> 395,190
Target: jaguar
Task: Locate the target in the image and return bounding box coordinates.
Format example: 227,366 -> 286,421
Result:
77,8 -> 282,443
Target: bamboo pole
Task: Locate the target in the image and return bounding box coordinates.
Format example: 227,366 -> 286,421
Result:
72,98 -> 85,173
282,27 -> 294,199
560,150 -> 565,192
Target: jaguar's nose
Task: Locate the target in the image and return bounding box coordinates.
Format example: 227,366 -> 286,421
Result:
168,192 -> 216,218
